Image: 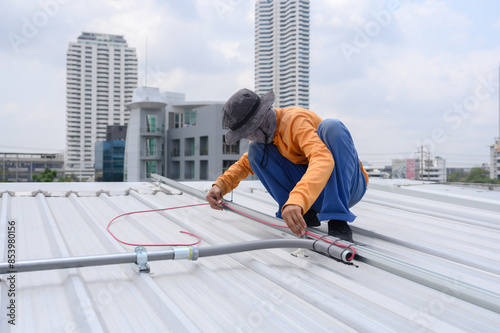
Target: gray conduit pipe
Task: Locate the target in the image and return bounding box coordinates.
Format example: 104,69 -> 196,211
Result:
0,239 -> 352,275
197,239 -> 352,261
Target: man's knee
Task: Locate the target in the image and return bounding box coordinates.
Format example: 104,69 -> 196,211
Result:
318,119 -> 346,142
319,118 -> 343,132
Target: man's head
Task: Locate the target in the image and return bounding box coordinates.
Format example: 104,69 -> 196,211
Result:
223,88 -> 275,145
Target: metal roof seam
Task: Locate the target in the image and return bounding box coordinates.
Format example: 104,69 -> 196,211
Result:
41,194 -> 106,331
368,183 -> 500,212
67,193 -> 128,254
362,195 -> 500,228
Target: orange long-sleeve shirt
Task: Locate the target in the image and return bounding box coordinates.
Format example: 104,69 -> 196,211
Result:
214,107 -> 369,214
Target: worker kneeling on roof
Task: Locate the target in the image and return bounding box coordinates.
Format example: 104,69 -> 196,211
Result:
206,88 -> 369,242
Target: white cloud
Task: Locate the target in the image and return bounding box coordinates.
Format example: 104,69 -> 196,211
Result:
0,102 -> 20,117
210,40 -> 241,62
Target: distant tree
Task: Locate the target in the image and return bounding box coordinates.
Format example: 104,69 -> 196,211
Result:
447,168 -> 500,184
447,170 -> 467,182
58,173 -> 79,182
0,172 -> 7,182
32,167 -> 57,182
463,168 -> 492,183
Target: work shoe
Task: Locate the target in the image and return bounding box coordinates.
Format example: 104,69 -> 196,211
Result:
303,209 -> 321,227
328,220 -> 353,242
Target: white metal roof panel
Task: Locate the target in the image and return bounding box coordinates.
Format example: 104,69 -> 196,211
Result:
0,179 -> 499,332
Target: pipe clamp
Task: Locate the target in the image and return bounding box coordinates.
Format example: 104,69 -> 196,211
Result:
135,246 -> 150,273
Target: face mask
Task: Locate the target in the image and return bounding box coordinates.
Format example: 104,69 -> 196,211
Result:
246,107 -> 276,144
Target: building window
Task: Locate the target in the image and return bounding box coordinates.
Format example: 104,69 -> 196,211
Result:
146,138 -> 157,156
223,160 -> 237,173
170,161 -> 180,179
146,161 -> 157,178
185,137 -> 195,156
146,115 -> 156,133
200,136 -> 208,155
200,160 -> 208,180
171,139 -> 180,157
169,112 -> 184,129
185,161 -> 194,179
184,108 -> 197,126
223,135 -> 239,154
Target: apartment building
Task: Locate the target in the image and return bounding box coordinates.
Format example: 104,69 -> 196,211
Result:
124,87 -> 166,182
254,0 -> 310,109
66,32 -> 138,181
166,95 -> 249,182
123,87 -> 250,182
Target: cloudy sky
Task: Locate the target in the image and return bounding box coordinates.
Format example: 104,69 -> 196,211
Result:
1,0 -> 500,168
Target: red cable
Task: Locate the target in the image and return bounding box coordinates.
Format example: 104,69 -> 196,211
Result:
106,200 -> 355,261
106,203 -> 209,247
222,202 -> 356,261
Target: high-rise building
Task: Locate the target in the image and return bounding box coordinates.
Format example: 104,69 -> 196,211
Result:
254,0 -> 310,109
66,32 -> 138,181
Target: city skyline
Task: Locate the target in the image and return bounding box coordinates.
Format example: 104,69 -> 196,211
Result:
1,0 -> 500,168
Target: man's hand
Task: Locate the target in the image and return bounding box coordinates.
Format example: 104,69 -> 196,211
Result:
206,185 -> 224,210
282,204 -> 306,236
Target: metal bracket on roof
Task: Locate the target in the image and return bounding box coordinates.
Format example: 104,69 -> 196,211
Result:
152,188 -> 169,195
96,190 -> 110,197
134,246 -> 150,273
125,188 -> 138,196
31,190 -> 51,197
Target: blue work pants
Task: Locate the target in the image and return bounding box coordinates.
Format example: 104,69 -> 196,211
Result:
248,119 -> 366,222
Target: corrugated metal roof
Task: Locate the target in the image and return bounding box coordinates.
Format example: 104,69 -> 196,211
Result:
0,178 -> 499,332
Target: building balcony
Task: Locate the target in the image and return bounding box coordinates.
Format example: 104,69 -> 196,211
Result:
141,153 -> 162,161
140,130 -> 163,137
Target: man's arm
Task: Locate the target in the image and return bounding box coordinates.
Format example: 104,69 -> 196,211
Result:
207,152 -> 254,209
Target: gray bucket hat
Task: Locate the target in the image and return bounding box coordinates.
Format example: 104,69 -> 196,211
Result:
223,88 -> 275,145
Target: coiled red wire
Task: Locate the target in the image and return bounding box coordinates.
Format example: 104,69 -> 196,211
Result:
106,203 -> 207,247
